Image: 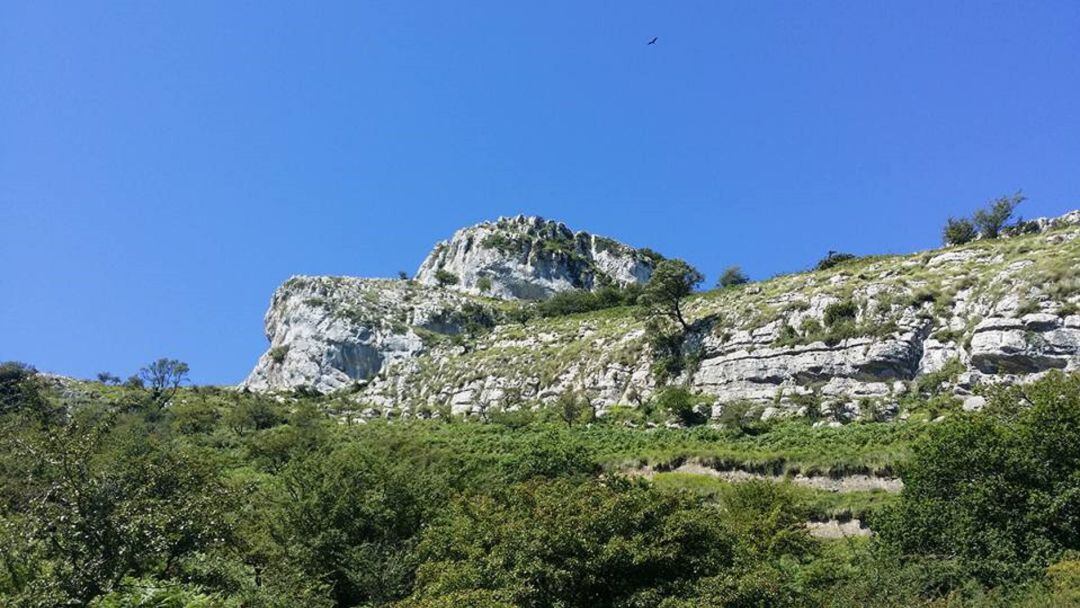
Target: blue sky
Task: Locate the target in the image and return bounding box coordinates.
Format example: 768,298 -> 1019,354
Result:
2,2 -> 1078,385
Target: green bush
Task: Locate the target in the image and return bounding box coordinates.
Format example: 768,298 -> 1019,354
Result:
943,217 -> 977,246
270,345 -> 289,363
874,371 -> 1080,588
815,251 -> 858,271
973,191 -> 1025,239
653,386 -> 710,426
717,266 -> 750,288
823,300 -> 858,327
434,269 -> 459,287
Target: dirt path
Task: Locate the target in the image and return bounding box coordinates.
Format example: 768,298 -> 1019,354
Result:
806,519 -> 873,538
625,461 -> 904,493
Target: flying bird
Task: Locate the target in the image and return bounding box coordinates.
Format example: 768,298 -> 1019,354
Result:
647,36 -> 658,45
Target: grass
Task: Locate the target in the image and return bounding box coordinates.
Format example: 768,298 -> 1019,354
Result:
648,471 -> 898,521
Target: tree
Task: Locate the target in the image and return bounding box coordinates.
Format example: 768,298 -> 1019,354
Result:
973,191 -> 1025,239
874,371 -> 1080,587
639,259 -> 703,331
434,269 -> 459,287
397,270 -> 409,280
404,478 -> 733,607
942,217 -> 977,246
95,372 -> 121,385
556,391 -> 587,427
137,358 -> 189,403
717,266 -> 750,288
0,361 -> 49,418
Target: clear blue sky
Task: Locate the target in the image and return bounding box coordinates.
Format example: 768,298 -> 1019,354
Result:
2,2 -> 1078,385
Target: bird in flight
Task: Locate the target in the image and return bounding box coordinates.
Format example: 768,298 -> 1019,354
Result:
647,36 -> 658,45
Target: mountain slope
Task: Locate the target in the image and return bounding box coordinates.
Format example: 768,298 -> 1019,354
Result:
246,212 -> 1080,420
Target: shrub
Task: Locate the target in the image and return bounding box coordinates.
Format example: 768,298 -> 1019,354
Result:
270,345 -> 290,364
823,300 -> 858,327
943,217 -> 977,246
534,285 -> 641,318
815,251 -> 858,271
476,275 -> 492,293
874,371 -> 1080,588
405,478 -> 732,607
654,386 -> 709,426
973,191 -> 1025,239
717,266 -> 750,288
434,269 -> 459,287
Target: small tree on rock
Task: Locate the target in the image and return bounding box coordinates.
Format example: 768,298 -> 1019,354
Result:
639,259 -> 703,331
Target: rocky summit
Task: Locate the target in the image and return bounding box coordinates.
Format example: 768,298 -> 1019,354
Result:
244,212 -> 1080,420
414,215 -> 658,299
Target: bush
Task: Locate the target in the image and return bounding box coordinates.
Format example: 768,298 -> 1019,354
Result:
823,300 -> 858,327
874,371 -> 1080,588
270,345 -> 289,364
717,266 -> 750,288
434,269 -> 459,287
404,478 -> 733,607
943,217 -> 977,246
476,275 -> 492,293
973,192 -> 1025,239
654,386 -> 709,426
534,284 -> 641,318
815,251 -> 858,271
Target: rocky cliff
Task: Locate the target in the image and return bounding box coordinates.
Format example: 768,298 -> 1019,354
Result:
414,215 -> 658,299
245,212 -> 1080,421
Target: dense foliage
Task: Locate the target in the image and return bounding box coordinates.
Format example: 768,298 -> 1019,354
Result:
0,365 -> 1077,606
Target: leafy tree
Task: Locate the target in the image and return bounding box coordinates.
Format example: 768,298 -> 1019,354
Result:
556,391 -> 588,427
398,270 -> 409,280
874,371 -> 1080,588
96,372 -> 121,385
0,415 -> 231,604
476,275 -> 493,293
261,444 -> 428,607
404,478 -> 734,608
638,259 -> 703,331
0,361 -> 48,418
434,269 -> 459,287
717,266 -> 750,288
973,191 -> 1025,239
942,217 -> 977,246
138,358 -> 189,403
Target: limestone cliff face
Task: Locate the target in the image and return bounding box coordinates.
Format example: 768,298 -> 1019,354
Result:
242,276 -> 496,394
414,215 -> 658,300
245,212 -> 1080,420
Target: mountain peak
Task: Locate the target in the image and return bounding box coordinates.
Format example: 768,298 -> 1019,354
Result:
414,216 -> 660,300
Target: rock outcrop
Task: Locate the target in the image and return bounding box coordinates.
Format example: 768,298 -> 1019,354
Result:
243,276 -> 497,393
414,215 -> 658,300
245,211 -> 1080,421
